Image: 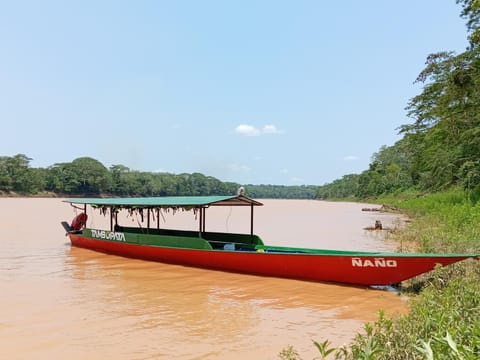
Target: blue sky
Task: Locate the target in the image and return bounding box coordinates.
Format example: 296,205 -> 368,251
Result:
0,1 -> 469,185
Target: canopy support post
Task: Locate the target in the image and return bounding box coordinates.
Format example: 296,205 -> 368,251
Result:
198,207 -> 203,237
250,203 -> 254,235
147,208 -> 150,232
110,207 -> 113,231
157,208 -> 160,229
202,207 -> 206,233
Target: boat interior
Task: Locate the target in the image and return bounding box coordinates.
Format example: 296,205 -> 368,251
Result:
109,225 -> 353,255
113,224 -> 265,251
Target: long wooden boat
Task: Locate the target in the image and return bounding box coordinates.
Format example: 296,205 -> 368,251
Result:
62,195 -> 479,286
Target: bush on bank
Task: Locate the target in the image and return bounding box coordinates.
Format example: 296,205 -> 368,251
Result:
344,266 -> 480,360
280,189 -> 480,359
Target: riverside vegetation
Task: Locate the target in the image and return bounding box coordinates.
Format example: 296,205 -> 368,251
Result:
0,154 -> 317,199
279,189 -> 480,359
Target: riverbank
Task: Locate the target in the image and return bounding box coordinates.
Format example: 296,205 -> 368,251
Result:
0,190 -> 58,197
287,189 -> 480,359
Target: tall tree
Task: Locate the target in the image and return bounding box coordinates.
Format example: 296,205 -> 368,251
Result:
457,0 -> 480,46
70,157 -> 112,194
400,1 -> 480,191
48,158 -> 112,194
0,154 -> 42,193
110,164 -> 131,195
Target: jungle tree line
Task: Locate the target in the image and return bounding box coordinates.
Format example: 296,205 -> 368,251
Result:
317,0 -> 480,201
0,154 -> 317,198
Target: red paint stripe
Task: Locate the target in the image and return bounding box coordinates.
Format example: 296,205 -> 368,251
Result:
69,235 -> 470,286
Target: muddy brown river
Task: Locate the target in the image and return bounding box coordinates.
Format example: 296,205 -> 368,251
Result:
0,198 -> 408,359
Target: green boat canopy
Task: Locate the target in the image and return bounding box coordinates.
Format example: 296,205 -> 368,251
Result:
63,195 -> 263,208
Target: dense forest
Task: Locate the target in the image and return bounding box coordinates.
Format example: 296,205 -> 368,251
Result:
317,0 -> 480,203
0,154 -> 318,199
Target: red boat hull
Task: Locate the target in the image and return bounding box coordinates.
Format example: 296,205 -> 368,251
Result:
69,234 -> 472,286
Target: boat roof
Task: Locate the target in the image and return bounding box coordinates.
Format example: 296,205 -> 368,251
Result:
63,195 -> 263,208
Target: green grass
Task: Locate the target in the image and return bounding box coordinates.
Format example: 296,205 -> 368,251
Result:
280,188 -> 480,359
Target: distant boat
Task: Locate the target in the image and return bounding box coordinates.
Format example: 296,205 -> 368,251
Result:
61,195 -> 479,286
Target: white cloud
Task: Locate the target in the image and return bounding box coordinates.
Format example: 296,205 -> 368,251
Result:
262,124 -> 281,134
235,124 -> 283,136
343,155 -> 359,161
235,124 -> 261,136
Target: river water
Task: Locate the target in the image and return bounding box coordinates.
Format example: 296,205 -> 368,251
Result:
0,198 -> 408,359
